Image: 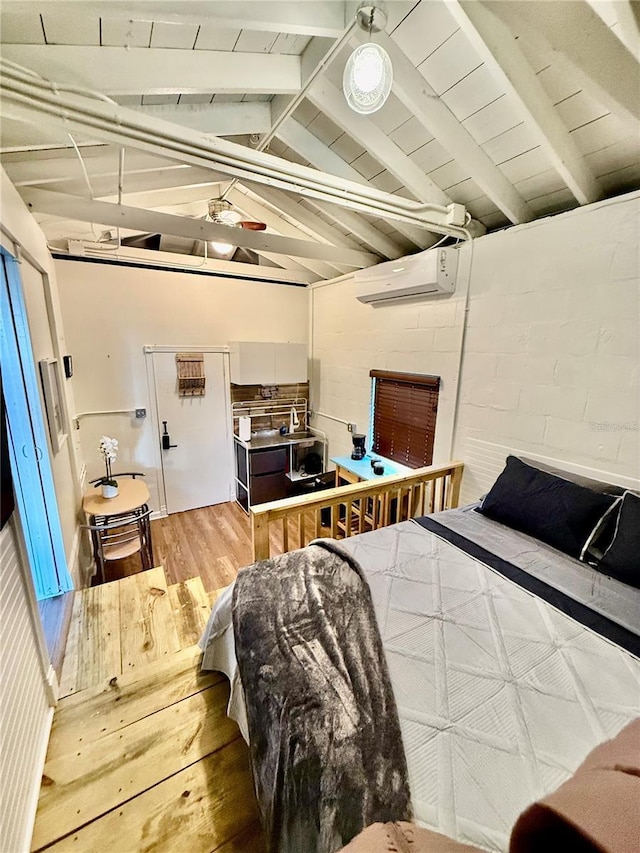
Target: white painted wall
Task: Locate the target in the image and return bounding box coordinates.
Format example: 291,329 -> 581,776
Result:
54,259 -> 309,514
0,518 -> 55,853
310,250 -> 470,463
455,191 -> 640,497
311,191 -> 639,494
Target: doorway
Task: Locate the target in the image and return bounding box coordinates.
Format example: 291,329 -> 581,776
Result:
148,348 -> 233,515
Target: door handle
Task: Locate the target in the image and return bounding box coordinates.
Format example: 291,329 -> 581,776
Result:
161,421 -> 178,450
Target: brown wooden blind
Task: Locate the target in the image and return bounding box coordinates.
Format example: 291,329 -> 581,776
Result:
370,370 -> 440,468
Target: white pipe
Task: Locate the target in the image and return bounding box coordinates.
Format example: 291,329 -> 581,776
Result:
75,409 -> 138,420
221,17 -> 358,200
0,60 -> 470,238
312,411 -> 353,428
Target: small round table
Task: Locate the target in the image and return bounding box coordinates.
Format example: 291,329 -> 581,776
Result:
82,478 -> 153,582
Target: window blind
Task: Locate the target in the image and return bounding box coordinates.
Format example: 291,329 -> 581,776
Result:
370,370 -> 440,468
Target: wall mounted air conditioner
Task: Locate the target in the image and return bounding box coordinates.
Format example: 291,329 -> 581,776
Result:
354,247 -> 458,305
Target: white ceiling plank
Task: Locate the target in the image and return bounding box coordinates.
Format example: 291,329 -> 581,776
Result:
484,0 -> 640,129
149,21 -> 199,49
275,120 -> 433,249
4,151 -> 189,187
251,251 -> 321,282
375,30 -> 534,224
100,19 -> 152,48
7,2 -> 347,37
270,32 -> 312,56
390,1 -> 459,66
307,78 -> 452,207
241,183 -> 376,255
416,27 -> 483,96
1,45 -> 301,96
277,119 -> 367,185
451,1 -> 601,206
40,13 -> 100,46
193,25 -> 240,51
129,102 -> 272,136
0,12 -> 46,44
233,30 -> 278,54
225,188 -> 343,278
610,1 -> 640,56
108,181 -> 228,210
21,188 -> 377,267
305,199 -> 405,260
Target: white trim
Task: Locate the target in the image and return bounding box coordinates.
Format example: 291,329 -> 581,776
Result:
143,344 -> 230,354
144,348 -> 167,517
67,523 -> 82,588
20,704 -> 54,853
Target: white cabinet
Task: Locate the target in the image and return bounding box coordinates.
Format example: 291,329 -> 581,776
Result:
274,343 -> 307,384
229,341 -> 307,385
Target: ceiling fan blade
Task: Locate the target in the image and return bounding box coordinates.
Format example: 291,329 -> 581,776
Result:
239,221 -> 267,231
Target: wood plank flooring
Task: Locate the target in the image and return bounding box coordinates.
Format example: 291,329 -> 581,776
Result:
107,499 -> 324,592
59,567 -> 214,698
34,568 -> 266,853
108,502 -> 255,591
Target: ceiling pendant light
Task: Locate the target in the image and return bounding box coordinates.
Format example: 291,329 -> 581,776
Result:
343,2 -> 392,115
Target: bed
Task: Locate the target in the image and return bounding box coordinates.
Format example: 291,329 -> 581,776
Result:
200,456 -> 640,852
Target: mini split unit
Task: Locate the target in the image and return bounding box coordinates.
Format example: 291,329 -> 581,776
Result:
354,247 -> 459,304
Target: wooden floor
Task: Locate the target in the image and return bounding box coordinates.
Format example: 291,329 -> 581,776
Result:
106,501 -> 255,591
33,567 -> 266,853
34,500 -> 317,852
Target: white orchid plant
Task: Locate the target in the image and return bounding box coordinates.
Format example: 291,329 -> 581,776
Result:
98,435 -> 119,487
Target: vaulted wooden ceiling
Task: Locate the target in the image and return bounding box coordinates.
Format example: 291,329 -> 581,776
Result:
2,0 -> 639,282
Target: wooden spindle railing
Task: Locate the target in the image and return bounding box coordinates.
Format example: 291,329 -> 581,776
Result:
251,461 -> 464,561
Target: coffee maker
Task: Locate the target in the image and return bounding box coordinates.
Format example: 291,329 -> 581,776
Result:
351,433 -> 366,460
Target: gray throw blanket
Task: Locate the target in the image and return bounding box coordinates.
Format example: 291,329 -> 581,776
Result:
232,539 -> 412,853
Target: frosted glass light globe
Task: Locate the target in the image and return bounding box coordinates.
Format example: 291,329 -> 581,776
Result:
343,42 -> 392,114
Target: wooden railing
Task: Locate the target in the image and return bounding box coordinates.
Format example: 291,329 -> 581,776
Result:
251,460 -> 464,561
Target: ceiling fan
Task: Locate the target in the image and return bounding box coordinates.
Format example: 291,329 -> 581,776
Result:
120,198 -> 267,262
205,198 -> 266,260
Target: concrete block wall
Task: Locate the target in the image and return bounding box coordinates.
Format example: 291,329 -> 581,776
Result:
455,191 -> 639,493
310,250 -> 470,463
311,191 -> 639,488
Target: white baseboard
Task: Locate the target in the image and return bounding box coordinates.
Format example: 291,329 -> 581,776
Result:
22,705 -> 54,853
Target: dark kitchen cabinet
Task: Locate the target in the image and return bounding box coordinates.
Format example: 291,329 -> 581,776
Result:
234,439 -> 289,512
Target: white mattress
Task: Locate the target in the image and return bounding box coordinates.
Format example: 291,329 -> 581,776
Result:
201,520 -> 640,852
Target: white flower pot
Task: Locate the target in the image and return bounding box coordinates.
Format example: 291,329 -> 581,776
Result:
101,483 -> 119,499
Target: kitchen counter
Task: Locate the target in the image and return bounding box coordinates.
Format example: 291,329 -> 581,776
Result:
234,431 -> 317,450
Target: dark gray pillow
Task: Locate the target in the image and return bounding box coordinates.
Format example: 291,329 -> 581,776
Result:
598,492 -> 640,587
478,456 -> 616,559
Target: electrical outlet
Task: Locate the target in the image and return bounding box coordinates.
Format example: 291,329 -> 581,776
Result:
135,408 -> 147,419
347,422 -> 354,432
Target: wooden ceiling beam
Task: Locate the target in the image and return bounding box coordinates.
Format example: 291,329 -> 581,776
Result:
276,119 -> 436,250
372,30 -> 536,222
450,2 -> 601,206
1,45 -> 301,96
224,188 -> 344,278
484,0 -> 640,128
240,183 -> 388,260
21,188 -> 377,267
129,102 -> 272,137
307,78 -> 452,209
4,2 -> 347,37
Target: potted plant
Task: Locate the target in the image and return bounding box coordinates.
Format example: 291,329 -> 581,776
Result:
98,435 -> 119,498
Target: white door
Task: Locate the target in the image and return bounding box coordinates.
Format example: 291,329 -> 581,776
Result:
152,351 -> 232,514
